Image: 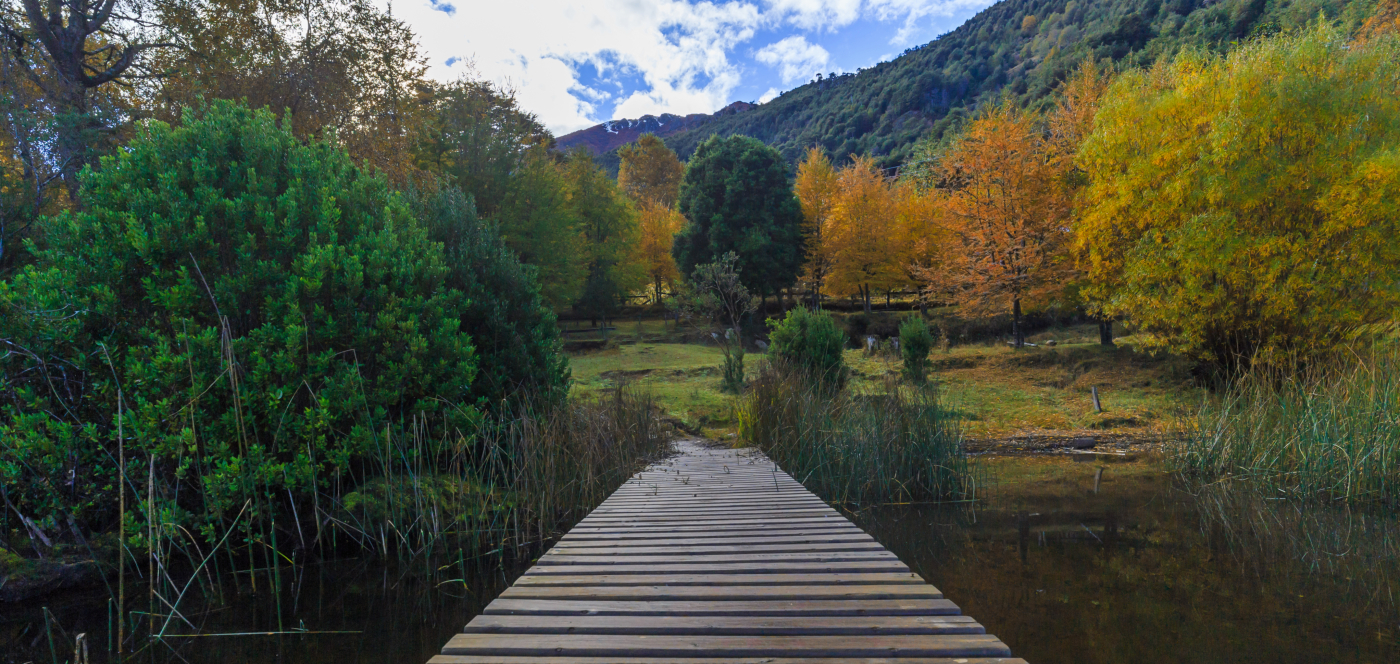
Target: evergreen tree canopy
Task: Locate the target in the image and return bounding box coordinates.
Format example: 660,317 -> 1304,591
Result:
674,135 -> 803,296
411,184 -> 570,407
0,101 -> 478,523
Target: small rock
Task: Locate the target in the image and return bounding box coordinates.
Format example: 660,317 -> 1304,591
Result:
1045,339 -> 1057,346
1071,437 -> 1096,450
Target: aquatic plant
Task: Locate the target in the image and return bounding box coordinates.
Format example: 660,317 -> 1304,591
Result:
738,364 -> 971,504
1172,350 -> 1400,504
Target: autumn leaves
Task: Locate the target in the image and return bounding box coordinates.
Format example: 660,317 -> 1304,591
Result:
794,65 -> 1095,347
799,21 -> 1400,366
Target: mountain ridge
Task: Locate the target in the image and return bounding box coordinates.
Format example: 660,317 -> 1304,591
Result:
561,0 -> 1374,171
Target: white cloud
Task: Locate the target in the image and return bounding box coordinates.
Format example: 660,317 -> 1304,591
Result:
399,0 -> 762,134
868,0 -> 993,44
755,36 -> 830,84
395,0 -> 994,134
763,0 -> 863,30
758,87 -> 781,103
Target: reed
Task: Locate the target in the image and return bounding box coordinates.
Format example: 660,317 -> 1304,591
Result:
737,364 -> 973,505
80,385 -> 670,655
1171,350 -> 1400,504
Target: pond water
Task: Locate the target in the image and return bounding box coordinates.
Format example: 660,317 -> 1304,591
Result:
5,454 -> 1398,663
850,455 -> 1400,664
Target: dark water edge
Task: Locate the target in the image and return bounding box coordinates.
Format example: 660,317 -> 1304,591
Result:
1,550 -> 536,663
7,454 -> 1400,663
849,455 -> 1400,664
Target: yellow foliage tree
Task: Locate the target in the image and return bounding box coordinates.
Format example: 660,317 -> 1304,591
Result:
618,134 -> 684,303
890,179 -> 946,310
1076,24 -> 1400,367
637,200 -> 685,303
824,156 -> 908,314
617,134 -> 685,209
926,101 -> 1074,347
794,147 -> 839,305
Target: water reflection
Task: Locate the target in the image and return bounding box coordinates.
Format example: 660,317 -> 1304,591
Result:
2,552 -> 533,663
8,456 -> 1400,663
848,455 -> 1400,664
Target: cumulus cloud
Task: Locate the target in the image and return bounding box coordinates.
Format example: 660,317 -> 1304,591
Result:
758,87 -> 781,103
396,0 -> 992,134
755,36 -> 830,84
399,0 -> 761,134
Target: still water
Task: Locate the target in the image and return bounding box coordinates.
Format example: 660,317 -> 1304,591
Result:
850,455 -> 1400,664
5,455 -> 1398,663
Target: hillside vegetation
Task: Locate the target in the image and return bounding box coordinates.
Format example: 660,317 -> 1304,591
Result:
652,0 -> 1374,168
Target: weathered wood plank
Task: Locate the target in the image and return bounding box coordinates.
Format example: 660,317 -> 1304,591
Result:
536,551 -> 902,565
511,572 -> 924,586
439,634 -> 1012,658
497,584 -> 942,601
462,614 -> 982,635
431,657 -> 1029,664
522,561 -> 910,575
559,532 -> 865,544
479,598 -> 964,616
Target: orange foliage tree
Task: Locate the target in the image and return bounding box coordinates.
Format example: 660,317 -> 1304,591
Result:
824,156 -> 909,314
927,101 -> 1074,347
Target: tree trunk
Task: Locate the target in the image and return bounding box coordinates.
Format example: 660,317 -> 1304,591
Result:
1012,298 -> 1023,349
886,291 -> 891,310
1098,317 -> 1115,346
862,284 -> 872,315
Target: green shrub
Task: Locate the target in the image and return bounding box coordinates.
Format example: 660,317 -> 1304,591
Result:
411,185 -> 570,407
899,315 -> 934,384
767,306 -> 848,389
0,101 -> 477,536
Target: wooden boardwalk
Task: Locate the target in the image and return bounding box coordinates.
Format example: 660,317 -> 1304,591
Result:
430,441 -> 1025,663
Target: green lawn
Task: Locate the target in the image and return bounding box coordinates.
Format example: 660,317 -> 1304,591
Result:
566,322 -> 1203,441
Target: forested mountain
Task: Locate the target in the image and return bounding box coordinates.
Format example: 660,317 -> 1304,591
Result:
582,0 -> 1375,170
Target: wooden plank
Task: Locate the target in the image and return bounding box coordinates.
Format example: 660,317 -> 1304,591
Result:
522,562 -> 910,575
560,529 -> 863,542
440,634 -> 1012,658
511,573 -> 925,586
550,534 -> 873,548
542,542 -> 887,556
536,551 -> 902,565
565,522 -> 861,535
462,614 -> 983,635
498,584 -> 942,601
432,657 -> 1029,664
480,598 -> 964,616
578,512 -> 841,524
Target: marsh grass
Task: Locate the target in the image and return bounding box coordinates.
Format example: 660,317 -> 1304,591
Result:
738,364 -> 974,505
30,386 -> 671,659
1173,351 -> 1400,504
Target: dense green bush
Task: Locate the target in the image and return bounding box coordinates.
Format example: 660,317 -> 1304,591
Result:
767,306 -> 848,389
899,315 -> 934,384
411,185 -> 570,407
0,102 -> 478,536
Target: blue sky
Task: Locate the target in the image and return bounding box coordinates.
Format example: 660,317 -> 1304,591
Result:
394,0 -> 996,135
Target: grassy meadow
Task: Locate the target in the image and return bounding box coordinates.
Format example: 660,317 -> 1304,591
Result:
567,317 -> 1200,441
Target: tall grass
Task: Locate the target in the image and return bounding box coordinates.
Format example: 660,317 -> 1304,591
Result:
1172,351 -> 1400,504
737,365 -> 973,505
58,386 -> 670,655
